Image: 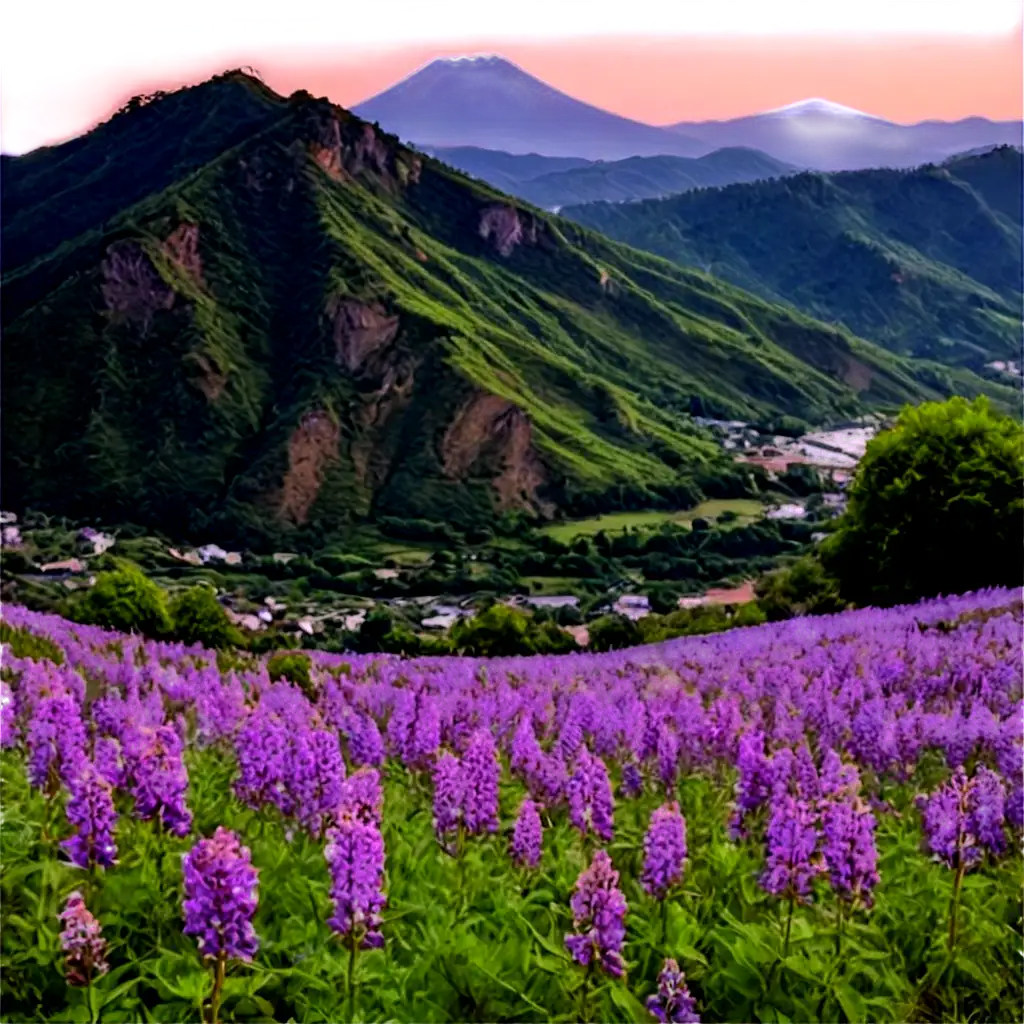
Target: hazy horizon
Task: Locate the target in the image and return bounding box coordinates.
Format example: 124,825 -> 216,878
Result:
2,0 -> 1021,155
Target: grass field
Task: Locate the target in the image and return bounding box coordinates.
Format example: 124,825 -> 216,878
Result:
540,499 -> 765,544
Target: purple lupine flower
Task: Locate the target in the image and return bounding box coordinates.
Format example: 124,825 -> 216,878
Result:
234,711 -> 289,811
818,749 -> 860,800
58,891 -> 109,986
642,802 -> 688,900
793,745 -> 821,802
126,725 -> 192,836
462,728 -> 500,835
93,736 -> 125,789
511,797 -> 543,869
965,765 -> 1007,856
567,746 -> 615,842
564,849 -> 628,978
646,958 -> 700,1023
819,796 -> 879,907
656,722 -> 680,792
917,766 -> 1007,868
345,711 -> 385,768
730,729 -> 771,839
621,760 -> 644,798
432,752 -> 464,845
0,680 -> 18,749
324,815 -> 386,949
62,765 -> 118,870
760,794 -> 821,900
510,716 -> 542,780
182,827 -> 260,962
27,694 -> 87,791
339,767 -> 384,828
1007,784 -> 1023,831
284,728 -> 347,837
408,696 -> 441,770
535,750 -> 568,806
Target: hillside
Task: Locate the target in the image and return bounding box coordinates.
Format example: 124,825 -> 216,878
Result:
1,72 -> 1011,544
353,55 -> 706,160
566,149 -> 1024,370
667,100 -> 1023,171
427,146 -> 796,210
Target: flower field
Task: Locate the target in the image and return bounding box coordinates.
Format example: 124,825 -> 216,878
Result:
0,590 -> 1021,1023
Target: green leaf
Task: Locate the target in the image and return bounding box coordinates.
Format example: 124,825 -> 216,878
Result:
835,982 -> 867,1022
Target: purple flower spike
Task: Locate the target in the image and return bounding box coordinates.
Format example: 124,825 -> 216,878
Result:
59,891 -> 109,987
127,725 -> 192,837
62,765 -> 119,870
461,729 -> 500,835
564,849 -> 628,978
182,827 -> 260,962
642,802 -> 687,900
820,797 -> 879,907
917,765 -> 1007,868
760,794 -> 821,900
325,815 -> 387,949
511,797 -> 543,869
433,752 -> 464,843
339,767 -> 384,828
568,746 -> 615,842
646,958 -> 700,1023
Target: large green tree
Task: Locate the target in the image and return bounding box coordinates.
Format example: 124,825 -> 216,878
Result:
822,397 -> 1024,606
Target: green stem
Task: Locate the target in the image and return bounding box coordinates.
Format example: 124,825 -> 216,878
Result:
783,893 -> 795,959
87,980 -> 97,1024
579,961 -> 594,1024
660,898 -> 669,953
347,933 -> 358,1022
836,900 -> 845,959
948,859 -> 966,953
209,952 -> 226,1024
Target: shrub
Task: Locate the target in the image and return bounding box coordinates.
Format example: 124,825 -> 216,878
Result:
821,397 -> 1024,605
587,614 -> 642,652
755,557 -> 847,621
266,652 -> 313,696
169,586 -> 244,649
74,563 -> 172,638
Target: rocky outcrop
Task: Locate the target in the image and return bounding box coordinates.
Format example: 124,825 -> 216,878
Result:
274,411 -> 340,524
351,124 -> 389,176
187,352 -> 227,401
162,223 -> 204,286
101,242 -> 174,332
441,394 -> 548,512
479,205 -> 538,257
328,298 -> 401,372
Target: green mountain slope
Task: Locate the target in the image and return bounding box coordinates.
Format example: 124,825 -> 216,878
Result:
424,145 -> 796,209
565,148 -> 1024,370
1,73 -> 1012,542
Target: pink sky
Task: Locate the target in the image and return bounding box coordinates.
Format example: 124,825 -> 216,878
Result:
2,1 -> 1021,153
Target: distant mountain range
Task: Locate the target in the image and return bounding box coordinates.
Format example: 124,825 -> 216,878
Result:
355,57 -> 1022,170
424,145 -> 797,210
353,55 -> 706,160
5,71 -> 1008,541
667,99 -> 1023,172
566,147 -> 1024,371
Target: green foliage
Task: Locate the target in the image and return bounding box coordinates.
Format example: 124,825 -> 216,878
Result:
73,562 -> 173,638
0,622 -> 65,664
567,149 -> 1024,374
587,613 -> 642,651
822,396 -> 1024,606
754,557 -> 847,621
449,604 -> 575,657
169,586 -> 244,649
265,652 -> 313,694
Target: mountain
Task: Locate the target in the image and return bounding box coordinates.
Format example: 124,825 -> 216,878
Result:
426,145 -> 796,210
667,99 -> 1023,172
353,55 -> 706,160
2,72 -> 1011,543
565,148 -> 1024,370
514,148 -> 797,210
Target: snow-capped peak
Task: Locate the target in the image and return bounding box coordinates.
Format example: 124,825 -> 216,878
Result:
428,54 -> 513,69
762,98 -> 879,120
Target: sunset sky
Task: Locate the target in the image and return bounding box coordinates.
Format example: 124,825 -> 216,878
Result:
2,0 -> 1021,154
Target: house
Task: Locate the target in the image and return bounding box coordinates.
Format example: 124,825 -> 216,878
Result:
169,548 -> 202,565
613,594 -> 651,621
766,503 -> 807,520
422,613 -> 459,630
272,552 -> 298,564
524,595 -> 579,609
197,544 -> 229,564
78,528 -> 116,555
40,558 -> 86,574
373,568 -> 400,580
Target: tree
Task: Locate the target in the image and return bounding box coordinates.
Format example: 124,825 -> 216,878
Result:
170,586 -> 244,649
821,397 -> 1024,606
755,557 -> 846,621
74,562 -> 172,637
587,614 -> 641,652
